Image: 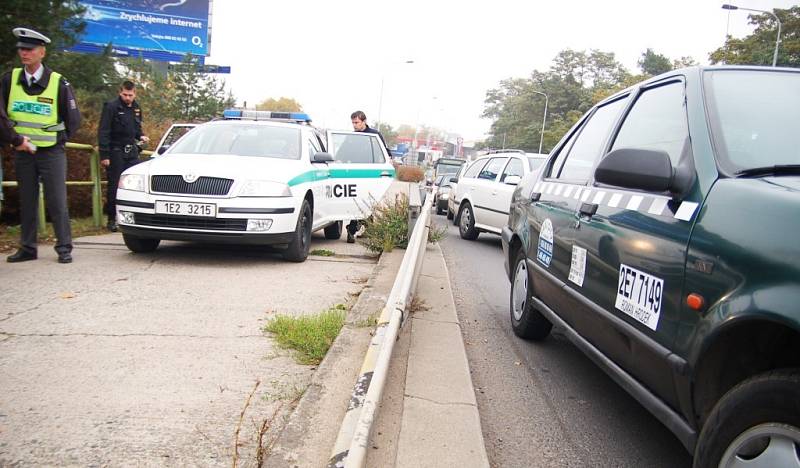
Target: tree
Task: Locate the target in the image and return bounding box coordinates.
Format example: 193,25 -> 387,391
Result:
256,97 -> 303,112
168,55 -> 235,122
376,122 -> 398,148
638,48 -> 672,76
481,49 -> 629,153
0,0 -> 86,71
710,6 -> 800,68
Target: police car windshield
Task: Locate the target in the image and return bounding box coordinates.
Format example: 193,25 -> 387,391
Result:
705,69 -> 800,172
167,124 -> 302,160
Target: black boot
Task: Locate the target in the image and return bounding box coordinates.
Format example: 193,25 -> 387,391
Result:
7,249 -> 37,263
107,218 -> 118,232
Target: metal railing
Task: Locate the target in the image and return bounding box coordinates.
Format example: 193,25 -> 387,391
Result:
328,184 -> 434,468
1,142 -> 153,233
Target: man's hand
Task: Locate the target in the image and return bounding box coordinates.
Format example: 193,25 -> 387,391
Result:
100,158 -> 110,167
14,136 -> 36,154
140,135 -> 150,143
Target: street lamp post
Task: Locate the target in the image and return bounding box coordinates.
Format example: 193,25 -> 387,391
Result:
532,90 -> 548,154
722,4 -> 782,67
377,60 -> 414,125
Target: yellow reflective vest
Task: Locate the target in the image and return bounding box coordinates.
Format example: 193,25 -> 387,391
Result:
7,68 -> 64,148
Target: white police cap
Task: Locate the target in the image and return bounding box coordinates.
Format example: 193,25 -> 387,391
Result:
12,28 -> 51,49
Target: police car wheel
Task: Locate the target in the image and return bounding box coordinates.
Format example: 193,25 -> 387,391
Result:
284,199 -> 312,262
324,221 -> 343,240
122,234 -> 160,253
510,249 -> 552,341
458,203 -> 479,240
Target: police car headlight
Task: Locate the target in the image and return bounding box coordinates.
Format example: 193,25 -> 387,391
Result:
119,174 -> 145,192
238,180 -> 291,197
440,192 -> 450,200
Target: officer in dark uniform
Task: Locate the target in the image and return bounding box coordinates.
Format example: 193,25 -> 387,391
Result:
97,80 -> 148,231
2,27 -> 81,263
346,110 -> 390,243
0,94 -> 36,214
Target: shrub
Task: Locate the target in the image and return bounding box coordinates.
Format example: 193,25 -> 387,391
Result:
361,193 -> 410,253
396,165 -> 424,183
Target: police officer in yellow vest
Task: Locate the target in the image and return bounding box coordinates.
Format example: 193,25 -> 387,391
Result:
2,28 -> 81,263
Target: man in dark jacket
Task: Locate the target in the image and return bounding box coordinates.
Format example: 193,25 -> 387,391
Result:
98,80 -> 149,231
350,110 -> 390,154
2,27 -> 81,264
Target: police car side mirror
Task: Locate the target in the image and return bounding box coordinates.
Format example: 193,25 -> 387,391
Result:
157,146 -> 169,155
595,148 -> 673,192
313,152 -> 334,163
504,175 -> 522,185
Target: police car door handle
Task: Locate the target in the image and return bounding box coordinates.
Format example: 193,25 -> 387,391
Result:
380,171 -> 392,177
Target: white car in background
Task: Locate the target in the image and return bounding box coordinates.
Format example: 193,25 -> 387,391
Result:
450,150 -> 547,240
115,110 -> 395,262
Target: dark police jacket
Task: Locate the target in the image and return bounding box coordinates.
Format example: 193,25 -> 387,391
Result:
98,97 -> 143,160
358,125 -> 391,155
0,65 -> 81,147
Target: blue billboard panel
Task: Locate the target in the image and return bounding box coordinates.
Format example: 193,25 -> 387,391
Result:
72,0 -> 210,58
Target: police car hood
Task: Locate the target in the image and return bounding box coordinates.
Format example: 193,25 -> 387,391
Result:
142,153 -> 305,183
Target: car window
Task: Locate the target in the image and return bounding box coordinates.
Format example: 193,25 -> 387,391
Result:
611,81 -> 687,167
554,97 -> 629,182
370,138 -> 386,163
308,137 -> 321,160
463,159 -> 487,178
704,69 -> 800,172
500,158 -> 524,182
479,157 -> 508,181
528,157 -> 545,172
168,124 -> 301,159
332,133 -> 378,163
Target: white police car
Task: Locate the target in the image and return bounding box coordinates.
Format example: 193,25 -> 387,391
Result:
115,110 -> 395,262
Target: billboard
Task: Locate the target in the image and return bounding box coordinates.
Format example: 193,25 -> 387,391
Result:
70,0 -> 211,62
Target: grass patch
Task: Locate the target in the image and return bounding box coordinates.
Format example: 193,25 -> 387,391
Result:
309,249 -> 335,257
0,216 -> 108,252
263,304 -> 347,365
354,311 -> 380,328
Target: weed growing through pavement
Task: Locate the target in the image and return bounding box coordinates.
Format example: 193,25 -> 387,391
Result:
309,249 -> 335,257
361,193 -> 410,253
263,304 -> 347,365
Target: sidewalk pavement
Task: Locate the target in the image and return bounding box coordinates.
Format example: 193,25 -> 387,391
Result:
266,242 -> 489,467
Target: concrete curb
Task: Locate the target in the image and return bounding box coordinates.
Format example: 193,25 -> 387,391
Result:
368,243 -> 490,468
264,249 -> 404,468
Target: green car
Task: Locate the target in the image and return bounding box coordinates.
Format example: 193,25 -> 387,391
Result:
501,66 -> 800,468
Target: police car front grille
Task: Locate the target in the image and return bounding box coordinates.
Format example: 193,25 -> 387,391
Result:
134,213 -> 247,231
151,175 -> 234,196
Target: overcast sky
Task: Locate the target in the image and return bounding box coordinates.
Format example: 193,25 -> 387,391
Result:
205,0 -> 795,142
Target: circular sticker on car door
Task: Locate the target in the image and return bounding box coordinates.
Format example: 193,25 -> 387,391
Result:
537,218 -> 554,267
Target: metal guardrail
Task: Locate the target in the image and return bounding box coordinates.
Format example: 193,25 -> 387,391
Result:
1,142 -> 153,233
328,184 -> 434,468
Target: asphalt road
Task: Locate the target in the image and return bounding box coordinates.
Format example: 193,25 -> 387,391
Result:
437,218 -> 693,468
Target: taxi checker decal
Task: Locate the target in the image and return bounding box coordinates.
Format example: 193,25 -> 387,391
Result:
537,218 -> 554,267
532,181 -> 699,222
616,263 -> 663,331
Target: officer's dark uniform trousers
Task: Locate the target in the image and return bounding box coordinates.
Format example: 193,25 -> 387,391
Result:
15,145 -> 71,254
106,146 -> 139,219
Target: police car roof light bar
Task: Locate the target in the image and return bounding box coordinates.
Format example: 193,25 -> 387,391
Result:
222,109 -> 312,124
